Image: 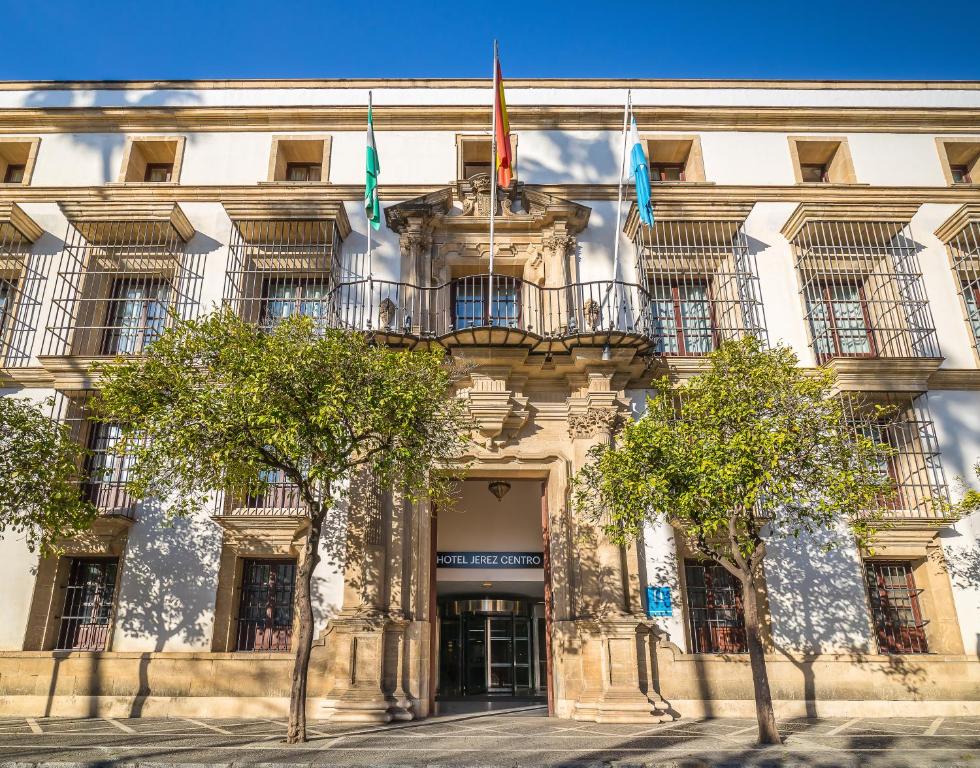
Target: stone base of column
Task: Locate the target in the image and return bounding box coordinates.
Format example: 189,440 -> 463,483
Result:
570,615 -> 674,724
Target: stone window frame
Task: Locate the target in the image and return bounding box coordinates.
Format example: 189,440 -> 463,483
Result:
0,137 -> 41,186
455,133 -> 518,182
641,135 -> 707,183
265,135 -> 332,184
860,531 -> 964,656
117,136 -> 186,184
787,136 -> 858,184
22,524 -> 130,651
211,523 -> 306,653
935,138 -> 980,187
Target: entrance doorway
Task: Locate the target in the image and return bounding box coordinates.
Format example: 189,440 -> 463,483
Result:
438,598 -> 546,699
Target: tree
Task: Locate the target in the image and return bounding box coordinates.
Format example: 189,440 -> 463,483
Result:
574,337 -> 894,745
0,395 -> 97,555
93,307 -> 469,743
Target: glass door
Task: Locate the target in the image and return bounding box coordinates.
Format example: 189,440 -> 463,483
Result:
463,614 -> 487,695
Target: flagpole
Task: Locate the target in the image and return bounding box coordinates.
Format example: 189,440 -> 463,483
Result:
611,89 -> 631,285
367,90 -> 373,282
488,40 -> 498,325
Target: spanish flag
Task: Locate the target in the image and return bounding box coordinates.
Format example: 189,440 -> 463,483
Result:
494,53 -> 513,188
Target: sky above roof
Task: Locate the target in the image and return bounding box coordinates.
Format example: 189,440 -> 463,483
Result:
6,0 -> 979,82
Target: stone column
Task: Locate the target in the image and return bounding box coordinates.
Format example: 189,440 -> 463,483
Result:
566,380 -> 670,723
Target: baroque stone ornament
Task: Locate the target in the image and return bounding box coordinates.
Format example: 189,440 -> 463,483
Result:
546,233 -> 576,257
568,407 -> 623,439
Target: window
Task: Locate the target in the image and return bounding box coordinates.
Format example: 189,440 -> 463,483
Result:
285,162 -> 321,182
84,422 -> 134,512
456,134 -> 518,182
119,137 -> 184,183
101,278 -> 169,355
260,278 -> 329,329
937,139 -> 980,187
950,165 -> 972,185
0,276 -> 14,337
56,558 -> 119,651
864,561 -> 928,654
236,559 -> 296,651
684,560 -> 747,653
649,280 -> 714,355
245,468 -> 303,510
451,275 -> 520,329
800,163 -> 828,183
806,281 -> 876,361
963,281 -> 980,347
268,136 -> 330,183
645,136 -> 705,182
651,163 -> 685,182
0,139 -> 39,186
3,164 -> 25,184
143,163 -> 173,183
789,138 -> 856,184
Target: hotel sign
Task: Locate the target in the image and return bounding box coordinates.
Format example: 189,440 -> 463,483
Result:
436,551 -> 544,569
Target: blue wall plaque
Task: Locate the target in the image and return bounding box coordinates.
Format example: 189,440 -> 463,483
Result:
646,586 -> 672,617
436,551 -> 544,569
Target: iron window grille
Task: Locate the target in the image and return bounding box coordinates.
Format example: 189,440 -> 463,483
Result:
0,220 -> 47,367
792,220 -> 940,361
632,217 -> 767,355
843,394 -> 950,521
864,561 -> 928,654
451,274 -> 522,330
56,557 -> 119,651
683,559 -> 747,654
55,390 -> 138,520
44,219 -> 201,357
946,220 -> 980,355
235,559 -> 296,652
224,219 -> 342,331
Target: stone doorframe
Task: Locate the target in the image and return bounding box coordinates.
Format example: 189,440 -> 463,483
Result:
318,449 -> 672,724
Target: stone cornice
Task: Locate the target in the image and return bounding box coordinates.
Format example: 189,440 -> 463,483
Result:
0,201 -> 42,243
780,201 -> 921,241
827,357 -> 944,394
624,200 -> 755,238
2,183 -> 979,207
59,201 -> 195,243
1,105 -> 980,134
934,203 -> 980,244
222,199 -> 351,241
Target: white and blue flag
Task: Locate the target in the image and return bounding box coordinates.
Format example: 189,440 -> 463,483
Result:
627,115 -> 654,226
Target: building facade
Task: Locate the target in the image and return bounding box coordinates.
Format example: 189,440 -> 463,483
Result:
1,78 -> 979,721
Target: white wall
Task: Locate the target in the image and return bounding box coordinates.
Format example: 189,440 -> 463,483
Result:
929,390 -> 980,658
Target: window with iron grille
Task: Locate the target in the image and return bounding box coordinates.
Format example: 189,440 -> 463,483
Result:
236,559 -> 296,652
57,557 -> 119,651
792,219 -> 940,360
100,278 -> 170,355
843,394 -> 950,521
864,561 -> 928,654
649,280 -> 714,355
946,220 -> 980,355
224,219 -> 342,329
0,215 -> 47,368
43,215 -> 200,357
632,217 -> 767,355
684,560 -> 747,654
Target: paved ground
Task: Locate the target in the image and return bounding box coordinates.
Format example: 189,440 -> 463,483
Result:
0,707 -> 977,767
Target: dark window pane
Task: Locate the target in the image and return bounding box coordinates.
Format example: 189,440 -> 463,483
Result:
950,165 -> 972,184
236,559 -> 296,651
864,561 -> 928,654
3,164 -> 25,184
285,163 -> 322,182
684,559 -> 747,653
143,163 -> 173,183
651,163 -> 685,182
800,164 -> 828,183
57,558 -> 119,650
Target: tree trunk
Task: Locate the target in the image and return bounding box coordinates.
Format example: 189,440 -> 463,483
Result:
286,506 -> 325,744
742,574 -> 780,745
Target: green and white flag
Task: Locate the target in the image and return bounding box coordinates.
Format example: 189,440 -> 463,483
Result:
365,93 -> 381,230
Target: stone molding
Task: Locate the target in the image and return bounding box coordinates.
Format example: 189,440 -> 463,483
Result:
59,200 -> 195,243
0,201 -> 43,243
935,203 -> 980,244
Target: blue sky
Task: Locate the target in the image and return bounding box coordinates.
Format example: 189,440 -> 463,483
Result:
5,0 -> 979,81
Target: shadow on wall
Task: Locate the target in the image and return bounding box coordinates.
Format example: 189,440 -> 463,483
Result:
25,89 -> 203,184
765,525 -> 877,718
